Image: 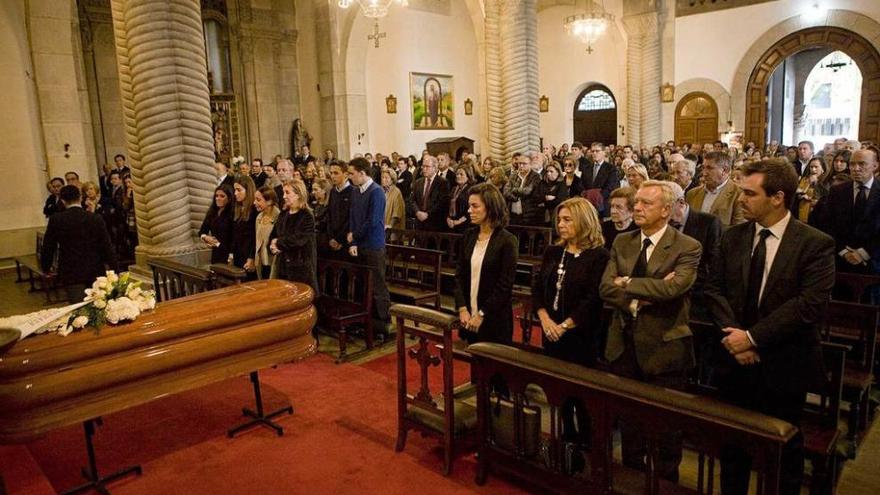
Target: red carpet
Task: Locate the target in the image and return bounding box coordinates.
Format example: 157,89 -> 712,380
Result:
2,353 -> 529,495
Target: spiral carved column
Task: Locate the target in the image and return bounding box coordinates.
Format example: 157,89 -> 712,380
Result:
499,0 -> 540,161
624,11 -> 661,149
484,0 -> 505,162
110,0 -> 217,262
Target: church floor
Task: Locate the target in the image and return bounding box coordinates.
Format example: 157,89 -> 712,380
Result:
1,269 -> 878,494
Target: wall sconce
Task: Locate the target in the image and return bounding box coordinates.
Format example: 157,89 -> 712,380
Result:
385,94 -> 397,114
464,98 -> 473,115
539,95 -> 549,113
618,125 -> 625,136
357,132 -> 365,145
660,83 -> 674,103
64,143 -> 71,159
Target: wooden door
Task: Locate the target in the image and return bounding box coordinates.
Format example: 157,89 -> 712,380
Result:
675,93 -> 719,145
573,85 -> 617,145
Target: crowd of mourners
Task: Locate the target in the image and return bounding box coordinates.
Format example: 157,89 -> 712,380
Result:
40,135 -> 879,495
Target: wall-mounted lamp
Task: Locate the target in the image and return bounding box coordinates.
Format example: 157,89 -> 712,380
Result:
464,98 -> 473,116
357,132 -> 365,145
539,95 -> 549,113
64,143 -> 71,159
385,94 -> 397,114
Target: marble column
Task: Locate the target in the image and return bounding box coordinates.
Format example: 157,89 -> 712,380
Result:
484,0 -> 540,163
624,11 -> 661,148
109,0 -> 216,264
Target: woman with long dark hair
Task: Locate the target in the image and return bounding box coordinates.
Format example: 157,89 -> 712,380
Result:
447,167 -> 474,233
232,176 -> 258,277
199,184 -> 235,263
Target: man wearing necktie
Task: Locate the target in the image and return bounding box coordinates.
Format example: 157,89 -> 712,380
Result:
814,148 -> 879,284
705,159 -> 835,495
600,180 -> 702,482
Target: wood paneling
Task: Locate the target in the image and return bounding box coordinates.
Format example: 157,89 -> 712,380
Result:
675,92 -> 719,145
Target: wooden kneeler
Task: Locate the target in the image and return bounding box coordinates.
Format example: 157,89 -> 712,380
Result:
392,304 -> 477,476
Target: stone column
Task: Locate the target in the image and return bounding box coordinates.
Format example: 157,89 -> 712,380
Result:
109,0 -> 216,264
624,11 -> 661,148
484,0 -> 540,163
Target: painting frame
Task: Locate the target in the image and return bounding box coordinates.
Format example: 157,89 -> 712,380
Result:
410,72 -> 454,130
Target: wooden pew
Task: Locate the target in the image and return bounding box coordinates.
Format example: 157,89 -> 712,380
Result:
386,245 -> 443,309
467,343 -> 797,495
803,342 -> 848,495
13,231 -> 62,303
316,258 -> 374,363
148,258 -> 214,302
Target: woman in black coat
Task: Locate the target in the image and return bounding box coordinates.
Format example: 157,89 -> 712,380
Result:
535,161 -> 569,226
532,196 -> 609,457
231,176 -> 258,277
199,184 -> 235,264
562,155 -> 584,199
454,182 -> 518,345
446,167 -> 473,233
270,180 -> 318,293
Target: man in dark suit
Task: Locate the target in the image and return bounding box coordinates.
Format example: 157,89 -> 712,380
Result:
436,152 -> 455,184
814,148 -> 879,281
600,180 -> 702,482
705,159 -> 835,495
792,141 -> 814,177
327,161 -> 353,257
43,177 -> 65,218
581,143 -> 620,215
41,185 -> 116,303
407,155 -> 449,231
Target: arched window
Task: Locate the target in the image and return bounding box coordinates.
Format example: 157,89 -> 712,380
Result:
801,51 -> 862,143
576,89 -> 616,111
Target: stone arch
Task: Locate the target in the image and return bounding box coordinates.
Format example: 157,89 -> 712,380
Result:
730,10 -> 880,148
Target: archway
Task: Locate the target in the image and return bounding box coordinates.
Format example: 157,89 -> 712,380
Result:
572,84 -> 617,146
675,92 -> 719,146
744,26 -> 880,149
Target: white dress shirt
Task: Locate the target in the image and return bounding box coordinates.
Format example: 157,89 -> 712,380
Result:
701,178 -> 729,213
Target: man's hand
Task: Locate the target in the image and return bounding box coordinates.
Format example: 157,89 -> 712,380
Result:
416,211 -> 428,222
843,251 -> 863,265
458,308 -> 471,327
329,239 -> 341,250
447,217 -> 455,229
733,349 -> 761,366
467,313 -> 483,331
348,245 -> 358,257
613,276 -> 629,288
663,271 -> 676,281
346,232 -> 353,244
722,327 -> 754,354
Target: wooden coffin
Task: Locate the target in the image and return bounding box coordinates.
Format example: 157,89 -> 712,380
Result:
0,279 -> 317,443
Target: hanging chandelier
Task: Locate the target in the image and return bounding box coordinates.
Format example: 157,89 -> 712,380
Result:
564,0 -> 614,54
338,0 -> 408,19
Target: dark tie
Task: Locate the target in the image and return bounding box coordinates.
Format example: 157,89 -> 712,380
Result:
631,238 -> 653,278
421,178 -> 432,211
744,228 -> 772,328
853,184 -> 868,219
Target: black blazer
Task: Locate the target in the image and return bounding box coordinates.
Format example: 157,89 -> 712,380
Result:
535,180 -> 570,221
199,208 -> 234,264
705,218 -> 835,397
454,227 -> 518,344
579,160 -> 620,214
815,180 -> 880,274
533,245 -> 609,366
271,208 -> 318,293
408,174 -> 450,230
43,195 -> 64,218
41,206 -> 116,286
231,208 -> 258,268
681,209 -> 722,299
447,183 -> 471,232
396,169 -> 413,200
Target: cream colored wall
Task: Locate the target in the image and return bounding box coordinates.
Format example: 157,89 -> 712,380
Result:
0,0 -> 53,258
345,0 -> 482,157
675,0 -> 880,98
536,4 -> 627,147
295,0 -> 323,155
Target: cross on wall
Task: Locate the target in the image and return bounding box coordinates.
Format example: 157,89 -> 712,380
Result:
368,21 -> 386,48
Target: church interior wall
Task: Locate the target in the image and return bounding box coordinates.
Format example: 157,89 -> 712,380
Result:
295,0 -> 323,155
345,0 -> 482,157
674,0 -> 880,137
537,4 -> 627,146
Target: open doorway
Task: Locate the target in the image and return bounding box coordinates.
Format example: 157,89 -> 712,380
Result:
573,84 -> 617,146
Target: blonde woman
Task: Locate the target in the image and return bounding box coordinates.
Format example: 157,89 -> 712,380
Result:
253,185 -> 280,280
269,180 -> 317,292
381,168 -> 405,231
624,163 -> 649,190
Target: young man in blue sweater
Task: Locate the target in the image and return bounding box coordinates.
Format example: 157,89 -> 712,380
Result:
347,157 -> 392,333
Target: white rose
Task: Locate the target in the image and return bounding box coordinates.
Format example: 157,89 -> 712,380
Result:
95,276 -> 108,288
106,271 -> 119,284
72,315 -> 89,328
94,299 -> 106,309
127,286 -> 142,299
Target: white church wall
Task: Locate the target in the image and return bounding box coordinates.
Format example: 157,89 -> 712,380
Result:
536,4 -> 627,148
674,0 -> 880,105
0,0 -> 53,259
345,0 -> 482,158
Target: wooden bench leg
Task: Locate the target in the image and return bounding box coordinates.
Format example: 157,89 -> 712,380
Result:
336,326 -> 348,364
14,261 -> 25,283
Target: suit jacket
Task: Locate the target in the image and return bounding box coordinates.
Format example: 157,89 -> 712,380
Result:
454,227 -> 518,344
580,160 -> 620,213
407,174 -> 450,230
41,206 -> 116,286
704,218 -> 834,396
685,180 -> 745,228
681,209 -> 722,299
503,170 -> 543,225
815,180 -> 880,274
600,226 -> 702,375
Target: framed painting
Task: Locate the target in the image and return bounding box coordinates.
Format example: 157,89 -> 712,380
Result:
410,72 -> 454,130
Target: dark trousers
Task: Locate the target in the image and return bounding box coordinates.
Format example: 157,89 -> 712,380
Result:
719,369 -> 805,495
65,283 -> 87,304
611,326 -> 687,483
357,247 -> 390,322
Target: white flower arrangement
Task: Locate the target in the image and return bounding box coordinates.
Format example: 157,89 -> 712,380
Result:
64,271 -> 157,335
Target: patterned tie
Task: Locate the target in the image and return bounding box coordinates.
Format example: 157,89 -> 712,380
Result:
421,177 -> 432,211
744,228 -> 772,328
631,238 -> 653,278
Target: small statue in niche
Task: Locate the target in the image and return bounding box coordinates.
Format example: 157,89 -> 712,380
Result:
291,118 -> 312,160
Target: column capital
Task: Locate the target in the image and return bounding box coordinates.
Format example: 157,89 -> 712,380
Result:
622,11 -> 659,36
